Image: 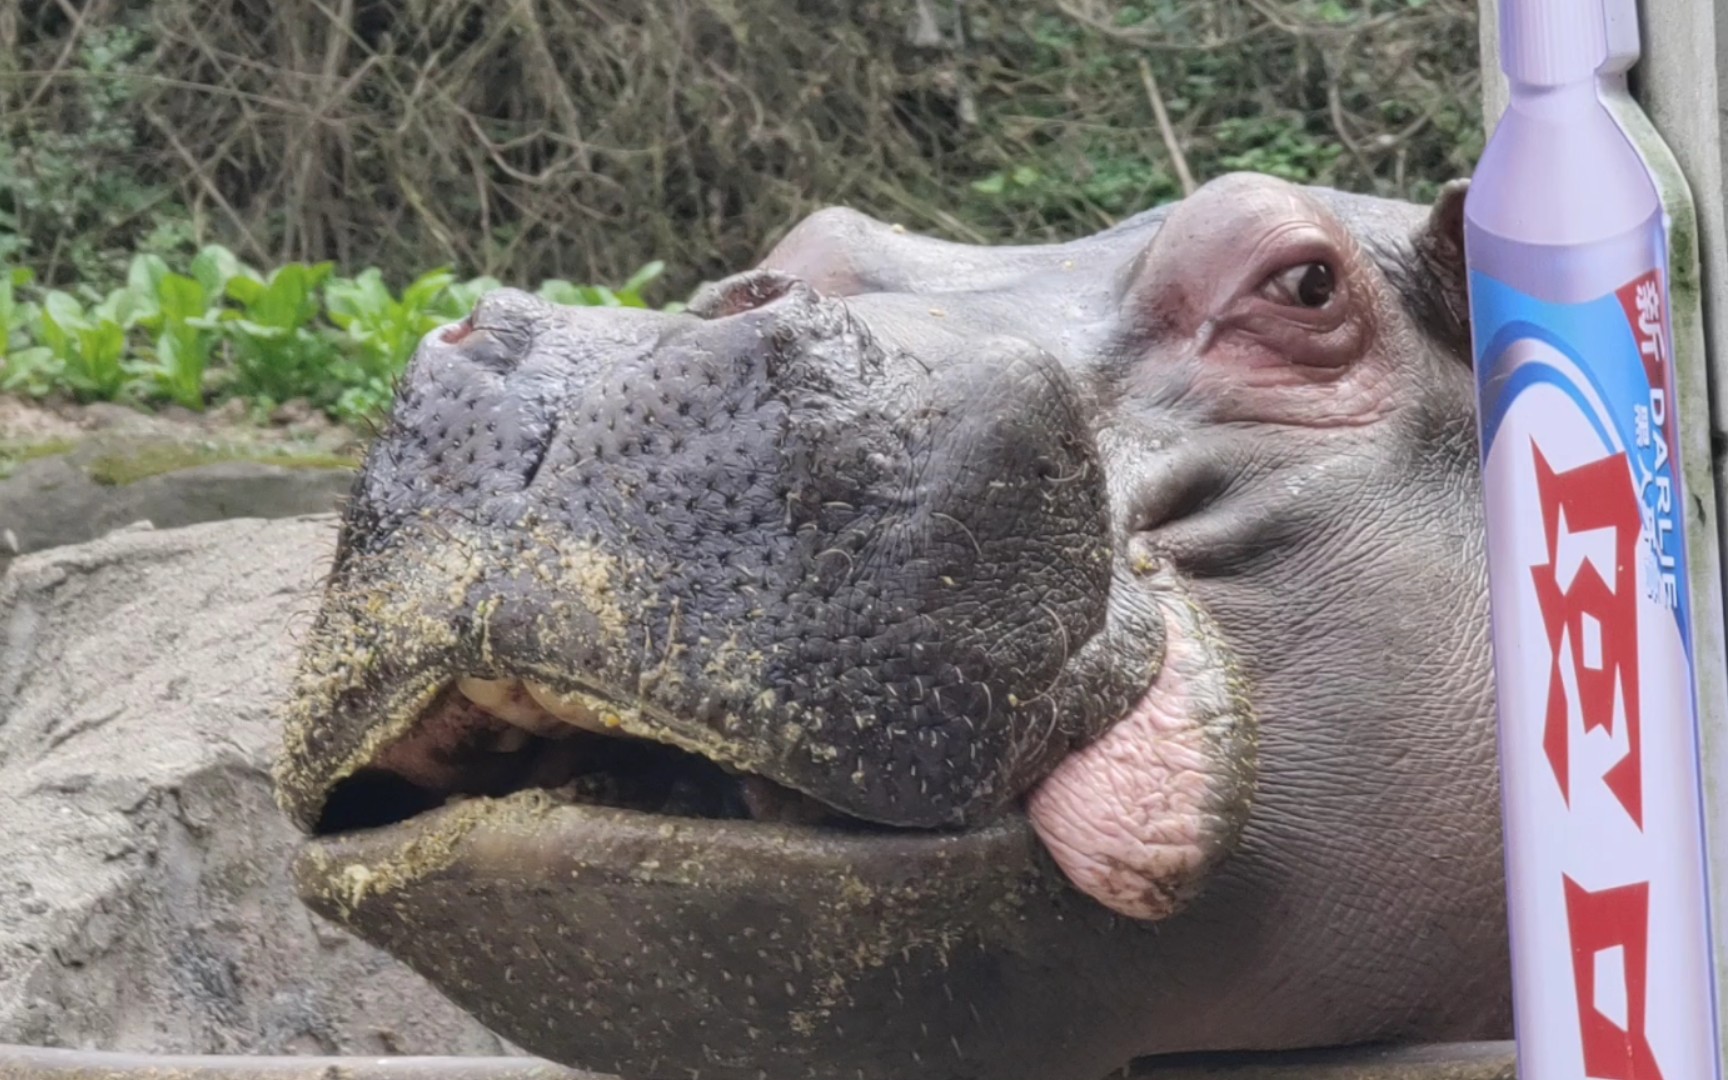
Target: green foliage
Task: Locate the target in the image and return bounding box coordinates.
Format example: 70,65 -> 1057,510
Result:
954,3 -> 1480,239
36,290 -> 135,401
1212,117 -> 1347,183
4,0 -> 1477,301
221,261 -> 337,406
537,262 -> 670,310
0,251 -> 674,426
126,253 -> 223,410
324,267 -> 461,422
0,269 -> 54,397
2,19 -> 193,285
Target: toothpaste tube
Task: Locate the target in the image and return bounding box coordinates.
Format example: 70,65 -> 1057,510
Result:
1464,0 -> 1725,1076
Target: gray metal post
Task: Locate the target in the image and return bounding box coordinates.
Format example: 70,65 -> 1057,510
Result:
1477,0 -> 1728,1046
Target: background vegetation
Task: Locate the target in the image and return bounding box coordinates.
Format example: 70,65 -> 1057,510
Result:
1,0 -> 1481,419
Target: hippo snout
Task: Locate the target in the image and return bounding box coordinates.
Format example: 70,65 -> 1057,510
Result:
285,274 -> 1165,837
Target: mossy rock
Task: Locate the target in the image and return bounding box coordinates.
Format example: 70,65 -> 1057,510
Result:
0,433 -> 360,569
0,438 -> 79,481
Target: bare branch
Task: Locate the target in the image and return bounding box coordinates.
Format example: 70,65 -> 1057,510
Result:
1138,57 -> 1194,197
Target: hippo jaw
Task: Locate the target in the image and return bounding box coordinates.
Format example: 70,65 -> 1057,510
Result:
274,264 -> 1257,1079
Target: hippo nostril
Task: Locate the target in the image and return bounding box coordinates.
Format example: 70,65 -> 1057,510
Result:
686,270 -> 808,320
442,287 -> 548,372
440,315 -> 476,345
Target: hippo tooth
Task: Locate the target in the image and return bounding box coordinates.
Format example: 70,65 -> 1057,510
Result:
492,726 -> 532,754
457,676 -> 574,739
524,681 -> 622,736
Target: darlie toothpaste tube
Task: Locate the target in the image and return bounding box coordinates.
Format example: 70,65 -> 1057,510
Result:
1464,0 -> 1728,1077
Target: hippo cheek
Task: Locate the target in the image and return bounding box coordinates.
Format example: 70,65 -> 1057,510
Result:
1028,580 -> 1256,921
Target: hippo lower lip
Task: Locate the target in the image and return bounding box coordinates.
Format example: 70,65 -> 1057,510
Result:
284,590 -> 1244,1080
289,775 -> 1057,1080
290,668 -> 1066,1072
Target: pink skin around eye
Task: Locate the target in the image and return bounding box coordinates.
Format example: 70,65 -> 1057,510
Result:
1127,211 -> 1395,425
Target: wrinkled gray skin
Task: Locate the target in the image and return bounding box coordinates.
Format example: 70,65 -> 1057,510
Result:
278,174 -> 1508,1080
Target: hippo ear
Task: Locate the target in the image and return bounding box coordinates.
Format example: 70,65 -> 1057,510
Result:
1411,179 -> 1471,361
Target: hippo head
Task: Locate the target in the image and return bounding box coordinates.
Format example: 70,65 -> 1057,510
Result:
276,174 -> 1507,1080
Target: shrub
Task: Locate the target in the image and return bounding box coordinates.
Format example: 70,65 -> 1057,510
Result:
1,1 -> 1480,299
0,250 -> 673,426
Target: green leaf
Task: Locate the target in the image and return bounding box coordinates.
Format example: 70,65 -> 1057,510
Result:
620,261 -> 666,296
44,291 -> 86,329
127,253 -> 170,298
190,245 -> 244,298
35,309 -> 71,359
148,330 -> 210,410
324,267 -> 394,330
226,275 -> 265,307
94,284 -> 152,328
157,273 -> 208,322
81,321 -> 125,368
246,263 -> 331,331
402,268 -> 456,311
2,346 -> 59,395
228,318 -> 288,341
537,280 -> 583,306
444,276 -> 501,317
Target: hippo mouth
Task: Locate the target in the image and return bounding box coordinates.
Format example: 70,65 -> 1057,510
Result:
283,575 -> 1254,1080
311,675 -> 909,837
292,560 -> 1251,907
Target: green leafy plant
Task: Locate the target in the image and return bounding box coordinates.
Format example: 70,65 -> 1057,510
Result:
31,287 -> 140,401
537,261 -> 667,310
126,252 -> 228,410
0,247 -> 676,423
327,268 -> 454,375
2,22 -> 191,286
1213,117 -> 1346,184
0,268 -> 55,397
220,261 -> 336,406
440,275 -> 503,319
322,266 -> 462,424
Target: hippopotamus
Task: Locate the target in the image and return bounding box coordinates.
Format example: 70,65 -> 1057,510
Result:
274,173 -> 1509,1080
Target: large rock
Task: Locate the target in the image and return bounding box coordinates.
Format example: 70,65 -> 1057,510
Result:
0,516 -> 513,1057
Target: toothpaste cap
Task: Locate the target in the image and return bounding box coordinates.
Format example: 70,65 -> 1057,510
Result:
1600,0 -> 1641,75
1501,0 -> 1609,85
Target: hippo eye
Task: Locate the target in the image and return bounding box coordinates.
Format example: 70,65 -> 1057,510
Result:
1263,262 -> 1335,309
